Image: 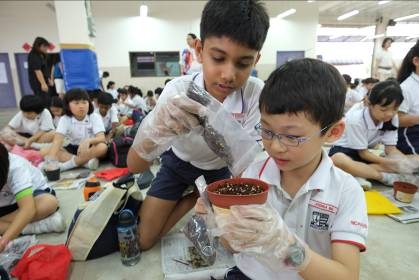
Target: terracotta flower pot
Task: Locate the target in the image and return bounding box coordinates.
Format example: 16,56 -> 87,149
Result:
206,177 -> 269,209
393,181 -> 418,203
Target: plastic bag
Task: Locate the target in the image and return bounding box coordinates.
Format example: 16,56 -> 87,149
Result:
11,244 -> 72,280
0,235 -> 37,274
185,82 -> 261,176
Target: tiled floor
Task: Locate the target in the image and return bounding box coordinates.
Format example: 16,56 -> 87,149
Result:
1,109 -> 419,279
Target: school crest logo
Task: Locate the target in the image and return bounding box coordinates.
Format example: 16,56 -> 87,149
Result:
310,211 -> 329,230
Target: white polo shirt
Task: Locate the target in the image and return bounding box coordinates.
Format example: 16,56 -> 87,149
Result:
117,97 -> 134,116
8,109 -> 54,135
333,103 -> 398,149
131,95 -> 148,113
399,73 -> 419,115
94,106 -> 118,132
376,48 -> 394,69
234,150 -> 368,279
157,72 -> 263,170
0,153 -> 48,207
56,113 -> 105,145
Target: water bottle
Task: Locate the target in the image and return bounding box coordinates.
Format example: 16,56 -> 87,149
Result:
117,209 -> 141,266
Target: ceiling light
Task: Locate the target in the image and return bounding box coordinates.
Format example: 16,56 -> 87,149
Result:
378,1 -> 390,5
307,0 -> 315,2
360,33 -> 385,42
394,13 -> 419,22
139,5 -> 148,17
277,8 -> 296,19
406,35 -> 419,40
337,10 -> 359,21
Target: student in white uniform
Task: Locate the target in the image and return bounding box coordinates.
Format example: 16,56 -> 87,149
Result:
4,95 -> 54,149
199,58 -> 367,280
116,88 -> 134,119
0,143 -> 65,252
127,0 -> 270,250
374,37 -> 398,81
49,96 -> 64,129
128,86 -> 148,115
397,41 -> 419,155
342,74 -> 363,113
95,92 -> 119,142
42,88 -> 107,171
329,80 -> 415,188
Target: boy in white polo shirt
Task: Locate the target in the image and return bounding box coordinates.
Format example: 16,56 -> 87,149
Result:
95,92 -> 119,142
127,0 -> 270,250
3,95 -> 54,149
212,59 -> 368,280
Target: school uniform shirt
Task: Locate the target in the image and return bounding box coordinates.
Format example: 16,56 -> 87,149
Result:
0,153 -> 48,207
344,88 -> 363,113
53,116 -> 61,128
56,113 -> 105,145
94,106 -> 118,132
234,150 -> 368,279
131,95 -> 148,113
8,109 -> 54,135
157,72 -> 263,170
117,97 -> 134,116
333,103 -> 398,149
399,72 -> 419,115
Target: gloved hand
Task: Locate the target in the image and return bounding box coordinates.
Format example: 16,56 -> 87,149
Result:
216,204 -> 311,272
131,94 -> 205,161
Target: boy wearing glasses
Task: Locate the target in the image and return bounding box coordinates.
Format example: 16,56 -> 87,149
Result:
206,58 -> 368,279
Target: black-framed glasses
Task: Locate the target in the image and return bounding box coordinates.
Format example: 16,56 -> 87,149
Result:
254,123 -> 330,147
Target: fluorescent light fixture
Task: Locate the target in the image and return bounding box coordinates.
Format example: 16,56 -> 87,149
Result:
277,8 -> 296,19
394,13 -> 419,22
337,10 -> 359,21
378,1 -> 390,5
139,5 -> 148,17
407,35 -> 419,40
360,33 -> 385,42
307,0 -> 315,2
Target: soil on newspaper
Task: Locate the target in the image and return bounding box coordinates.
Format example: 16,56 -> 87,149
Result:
188,246 -> 211,268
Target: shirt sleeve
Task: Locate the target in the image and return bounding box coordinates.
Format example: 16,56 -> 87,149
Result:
331,175 -> 368,251
382,115 -> 399,145
8,112 -> 23,130
398,83 -> 412,114
39,109 -> 55,131
91,113 -> 106,135
343,122 -> 368,150
9,158 -> 33,195
110,107 -> 119,123
56,116 -> 69,136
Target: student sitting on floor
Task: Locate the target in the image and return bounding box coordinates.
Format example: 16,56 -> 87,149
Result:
197,58 -> 367,280
95,92 -> 119,143
41,88 -> 107,171
49,96 -> 64,129
116,88 -> 134,122
329,80 -> 418,190
1,95 -> 55,150
0,143 -> 65,252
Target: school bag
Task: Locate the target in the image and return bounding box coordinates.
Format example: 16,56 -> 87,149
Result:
66,176 -> 142,261
108,136 -> 134,168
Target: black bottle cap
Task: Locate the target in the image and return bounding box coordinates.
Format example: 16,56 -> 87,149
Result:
118,209 -> 135,226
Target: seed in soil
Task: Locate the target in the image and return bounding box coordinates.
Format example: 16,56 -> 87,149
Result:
214,183 -> 263,195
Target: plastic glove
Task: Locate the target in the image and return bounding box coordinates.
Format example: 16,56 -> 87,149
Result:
131,94 -> 205,161
216,204 -> 311,272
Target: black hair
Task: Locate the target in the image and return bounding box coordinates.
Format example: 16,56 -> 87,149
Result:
382,37 -> 394,48
147,90 -> 154,97
342,74 -> 351,85
128,86 -> 143,97
368,80 -> 403,107
164,79 -> 172,85
200,0 -> 269,51
31,37 -> 49,54
397,40 -> 419,84
117,88 -> 128,94
154,87 -> 163,95
63,88 -> 94,116
97,92 -> 114,106
20,95 -> 45,114
102,71 -> 110,78
50,96 -> 63,108
106,81 -> 115,89
259,58 -> 346,132
188,33 -> 197,40
0,143 -> 9,189
362,77 -> 379,84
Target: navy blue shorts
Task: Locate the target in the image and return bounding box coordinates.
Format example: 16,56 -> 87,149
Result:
147,149 -> 231,201
0,188 -> 56,217
64,144 -> 79,155
328,146 -> 369,163
17,132 -> 32,138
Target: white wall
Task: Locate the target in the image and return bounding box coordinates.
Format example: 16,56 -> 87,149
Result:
0,0 -> 319,103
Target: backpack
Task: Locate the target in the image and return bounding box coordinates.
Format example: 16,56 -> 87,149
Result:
108,136 -> 133,167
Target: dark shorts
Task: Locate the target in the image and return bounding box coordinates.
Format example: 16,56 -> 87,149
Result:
147,149 -> 231,201
328,146 -> 369,164
0,188 -> 56,217
64,144 -> 79,155
17,132 -> 32,138
397,126 -> 419,155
